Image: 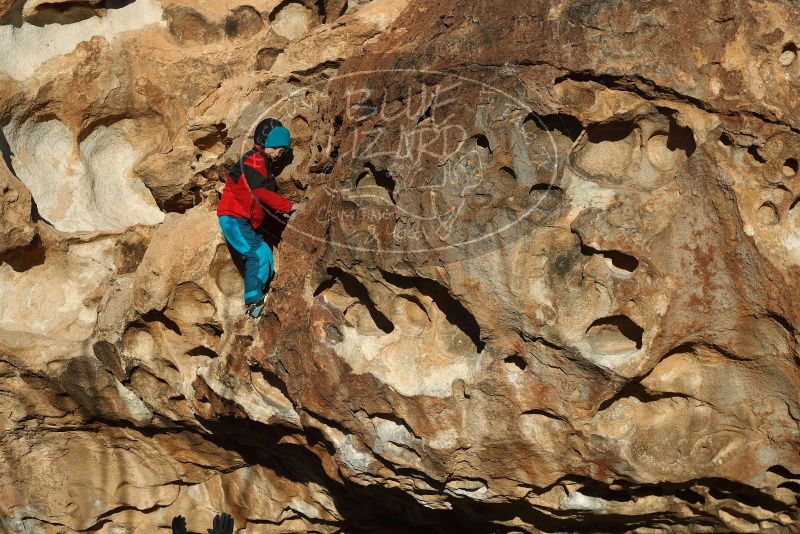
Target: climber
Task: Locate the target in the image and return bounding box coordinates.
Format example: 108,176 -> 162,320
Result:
217,118 -> 298,319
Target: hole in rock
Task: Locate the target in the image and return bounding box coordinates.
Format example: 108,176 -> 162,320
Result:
417,103 -> 433,124
707,488 -> 730,501
380,270 -> 485,352
701,480 -> 787,513
499,166 -> 517,180
529,183 -> 564,211
161,190 -> 198,215
474,133 -> 491,153
747,145 -> 766,164
318,268 -> 394,334
256,47 -> 282,70
779,43 -> 797,66
314,0 -> 329,22
675,488 -> 705,505
783,158 -> 798,177
186,346 -> 219,358
0,235 -> 46,272
645,119 -> 695,172
602,250 -> 639,273
504,354 -> 527,372
530,183 -> 563,192
757,202 -> 780,226
790,197 -> 800,220
765,312 -> 795,335
27,3 -> 96,25
142,309 -> 182,336
586,120 -> 636,144
596,381 -> 690,412
573,120 -> 640,182
579,242 -> 639,274
540,113 -> 583,142
198,322 -> 224,337
768,465 -> 800,480
585,315 -> 643,355
779,481 -> 800,493
520,409 -> 562,421
313,276 -> 336,297
718,133 -> 734,147
577,483 -> 632,502
0,128 -> 16,175
26,0 -> 136,26
524,112 -> 583,141
665,117 -> 696,157
327,143 -> 340,169
355,162 -> 396,203
94,0 -> 135,7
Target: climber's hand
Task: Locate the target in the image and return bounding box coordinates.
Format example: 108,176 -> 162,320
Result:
171,515 -> 188,534
288,200 -> 306,216
207,513 -> 234,534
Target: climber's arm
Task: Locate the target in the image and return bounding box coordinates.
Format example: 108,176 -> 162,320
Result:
241,156 -> 295,213
253,188 -> 295,213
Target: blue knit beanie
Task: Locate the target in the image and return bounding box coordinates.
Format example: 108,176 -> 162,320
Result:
264,126 -> 291,149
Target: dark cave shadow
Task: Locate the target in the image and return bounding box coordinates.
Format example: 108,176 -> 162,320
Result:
194,416 -> 471,533
193,415 -> 729,533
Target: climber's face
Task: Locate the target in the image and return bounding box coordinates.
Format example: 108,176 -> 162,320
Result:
264,147 -> 285,161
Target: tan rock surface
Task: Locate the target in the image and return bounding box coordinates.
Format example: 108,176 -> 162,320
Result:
0,162 -> 34,254
2,0 -> 800,532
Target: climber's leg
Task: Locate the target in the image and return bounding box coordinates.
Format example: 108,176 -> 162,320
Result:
218,216 -> 271,305
253,240 -> 274,290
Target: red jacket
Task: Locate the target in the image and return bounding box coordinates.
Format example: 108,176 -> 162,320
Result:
217,146 -> 294,228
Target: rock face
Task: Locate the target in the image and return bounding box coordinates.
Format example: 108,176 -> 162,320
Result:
2,0 -> 800,532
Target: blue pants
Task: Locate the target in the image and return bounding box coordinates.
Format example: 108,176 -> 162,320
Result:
218,216 -> 274,304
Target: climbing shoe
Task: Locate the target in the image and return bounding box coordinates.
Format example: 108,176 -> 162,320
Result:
245,298 -> 266,319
